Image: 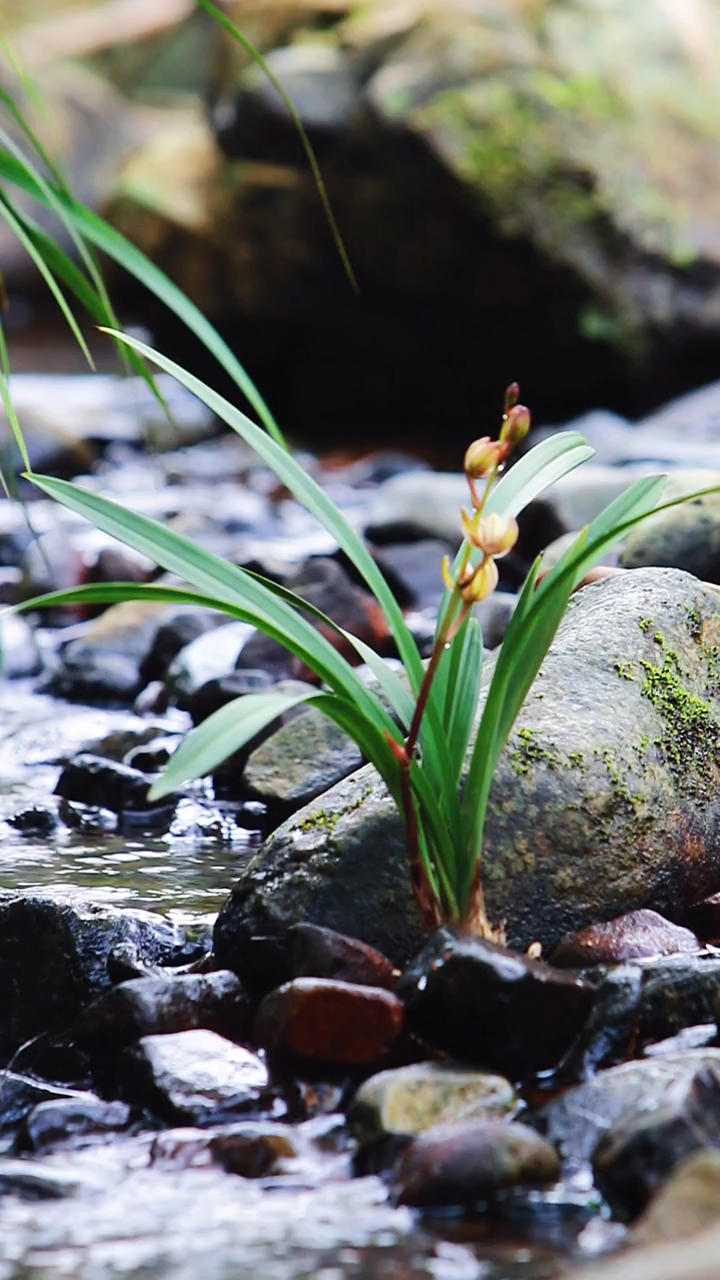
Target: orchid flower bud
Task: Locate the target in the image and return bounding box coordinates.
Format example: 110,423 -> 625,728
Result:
464,436 -> 503,478
500,404 -> 531,446
504,382 -> 520,413
475,512 -> 519,558
460,555 -> 499,603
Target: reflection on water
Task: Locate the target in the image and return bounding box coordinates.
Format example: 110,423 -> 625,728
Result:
0,827 -> 261,924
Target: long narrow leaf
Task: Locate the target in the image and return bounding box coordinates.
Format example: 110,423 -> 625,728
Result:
0,149 -> 284,445
149,689 -> 319,798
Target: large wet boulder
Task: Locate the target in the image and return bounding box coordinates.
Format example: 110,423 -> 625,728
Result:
215,569 -> 720,974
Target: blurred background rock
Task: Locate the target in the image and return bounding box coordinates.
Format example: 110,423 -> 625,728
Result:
3,0 -> 720,452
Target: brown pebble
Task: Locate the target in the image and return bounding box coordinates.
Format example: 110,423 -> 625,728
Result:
253,977 -> 404,1065
391,1119 -> 560,1207
550,909 -> 700,969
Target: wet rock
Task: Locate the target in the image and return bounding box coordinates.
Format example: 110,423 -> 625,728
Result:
55,754 -> 158,814
593,1061 -> 720,1218
0,1159 -> 83,1199
396,930 -> 594,1080
368,539 -> 452,611
0,615 -> 42,678
564,955 -> 720,1074
74,971 -> 252,1050
236,558 -> 388,681
165,798 -> 249,843
187,669 -> 275,726
622,479 -> 720,582
631,1150 -> 720,1246
46,601 -> 173,701
216,570 -> 720,964
288,923 -> 396,990
7,804 -> 58,837
348,1063 -> 516,1143
539,1049 -> 720,1165
390,1119 -> 559,1208
0,890 -> 193,1058
124,735 -> 179,773
0,1075 -> 104,1134
243,708 -> 363,819
23,1097 -> 131,1151
550,910 -> 701,968
209,1122 -> 300,1177
19,530 -> 84,606
119,1029 -> 271,1123
253,978 -> 404,1066
165,621 -> 252,709
58,800 -> 118,834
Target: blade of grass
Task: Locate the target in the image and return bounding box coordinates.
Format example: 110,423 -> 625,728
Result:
196,0 -> 358,294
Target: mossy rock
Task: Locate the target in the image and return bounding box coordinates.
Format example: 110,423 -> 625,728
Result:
215,569 -> 720,973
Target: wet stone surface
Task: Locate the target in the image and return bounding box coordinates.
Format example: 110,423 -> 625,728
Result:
118,1029 -> 272,1124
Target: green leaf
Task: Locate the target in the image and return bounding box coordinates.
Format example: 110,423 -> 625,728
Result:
196,0 -> 358,294
148,689 -> 319,798
0,148 -> 284,446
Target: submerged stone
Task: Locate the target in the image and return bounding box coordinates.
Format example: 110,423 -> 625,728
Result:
215,570 -> 720,967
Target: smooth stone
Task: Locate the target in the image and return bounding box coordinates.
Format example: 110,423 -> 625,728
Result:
550,910 -> 701,968
243,708 -> 363,818
571,1224 -> 720,1280
563,955 -> 720,1075
0,1075 -> 105,1134
348,1063 -> 516,1142
140,605 -> 227,683
54,754 -> 157,814
539,1050 -> 720,1165
621,472 -> 720,581
368,539 -> 453,610
390,1119 -> 559,1208
396,930 -> 594,1079
288,923 -> 396,990
23,1098 -> 131,1151
253,978 -> 404,1065
187,669 -> 275,726
593,1060 -> 720,1218
119,1029 -> 270,1123
0,889 -> 194,1058
215,570 -> 720,969
46,601 -> 170,701
209,1122 -> 300,1177
631,1150 -> 720,1245
74,971 -> 252,1050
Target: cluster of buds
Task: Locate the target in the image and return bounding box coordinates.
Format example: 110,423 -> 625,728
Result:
443,383 -> 530,606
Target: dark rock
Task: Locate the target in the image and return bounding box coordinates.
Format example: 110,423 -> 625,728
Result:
74,971 -> 252,1050
550,909 -> 701,968
58,800 -> 118,834
0,890 -> 192,1058
0,1159 -> 83,1199
288,923 -> 396,989
54,753 -> 170,817
367,540 -> 452,611
631,1150 -> 720,1245
209,1122 -> 299,1177
348,1063 -> 516,1142
23,1097 -> 131,1151
243,709 -> 363,819
396,930 -> 594,1080
539,1049 -> 720,1165
236,558 -> 388,681
215,570 -> 720,965
188,668 -> 274,726
564,955 -> 720,1075
124,735 -> 179,773
682,893 -> 720,942
7,805 -> 58,837
19,530 -> 84,607
593,1061 -> 720,1218
253,978 -> 404,1065
0,1075 -> 103,1134
390,1119 -> 560,1208
165,622 -> 253,710
119,1029 -> 270,1123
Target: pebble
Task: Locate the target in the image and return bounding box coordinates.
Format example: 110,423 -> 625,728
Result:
74,971 -> 252,1050
288,923 -> 396,989
253,977 -> 404,1065
348,1063 -> 516,1142
23,1097 -> 132,1151
550,909 -> 701,968
390,1119 -> 560,1207
119,1029 -> 271,1123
